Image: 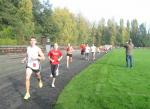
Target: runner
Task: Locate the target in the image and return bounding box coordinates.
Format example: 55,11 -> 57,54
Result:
49,45 -> 59,77
85,44 -> 90,61
66,43 -> 74,69
91,44 -> 97,60
48,43 -> 63,88
22,37 -> 45,100
80,43 -> 86,59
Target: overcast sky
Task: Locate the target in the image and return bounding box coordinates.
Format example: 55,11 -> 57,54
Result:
42,0 -> 150,27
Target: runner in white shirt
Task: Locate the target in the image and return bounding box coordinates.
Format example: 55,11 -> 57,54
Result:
22,37 -> 45,100
91,44 -> 97,60
85,44 -> 90,61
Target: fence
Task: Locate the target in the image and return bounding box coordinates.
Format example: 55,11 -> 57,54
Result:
0,45 -> 45,55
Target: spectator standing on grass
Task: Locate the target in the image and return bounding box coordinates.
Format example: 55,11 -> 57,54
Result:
124,39 -> 134,68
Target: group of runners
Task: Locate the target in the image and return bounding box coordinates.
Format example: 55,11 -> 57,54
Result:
80,43 -> 97,61
21,37 -> 113,100
21,37 -> 76,100
21,36 -> 114,101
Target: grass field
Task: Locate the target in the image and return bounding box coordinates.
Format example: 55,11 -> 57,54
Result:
55,48 -> 150,109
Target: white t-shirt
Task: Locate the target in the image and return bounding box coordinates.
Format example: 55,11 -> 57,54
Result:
91,46 -> 96,53
85,46 -> 90,53
27,46 -> 40,70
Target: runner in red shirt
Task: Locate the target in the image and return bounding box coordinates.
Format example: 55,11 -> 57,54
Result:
48,43 -> 63,87
80,43 -> 86,59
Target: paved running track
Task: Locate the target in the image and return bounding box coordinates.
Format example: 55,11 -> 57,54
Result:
0,50 -> 104,109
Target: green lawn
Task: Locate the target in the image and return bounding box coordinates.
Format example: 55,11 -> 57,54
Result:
55,48 -> 150,109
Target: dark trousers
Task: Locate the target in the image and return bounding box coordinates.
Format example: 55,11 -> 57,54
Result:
51,64 -> 58,77
126,55 -> 133,68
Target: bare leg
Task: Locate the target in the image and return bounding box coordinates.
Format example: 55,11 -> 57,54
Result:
67,56 -> 69,68
56,64 -> 59,76
36,72 -> 43,88
70,57 -> 72,63
52,78 -> 56,87
24,68 -> 32,99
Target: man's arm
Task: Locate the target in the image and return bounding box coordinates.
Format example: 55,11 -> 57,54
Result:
38,48 -> 45,61
48,51 -> 55,62
58,55 -> 63,61
58,51 -> 63,61
123,43 -> 128,48
21,54 -> 27,63
48,56 -> 54,62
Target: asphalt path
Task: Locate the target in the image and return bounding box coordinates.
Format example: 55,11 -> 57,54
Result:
0,50 -> 104,109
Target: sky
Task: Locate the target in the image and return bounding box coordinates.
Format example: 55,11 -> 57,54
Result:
42,0 -> 150,27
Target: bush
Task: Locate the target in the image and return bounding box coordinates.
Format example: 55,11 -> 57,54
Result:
0,38 -> 17,45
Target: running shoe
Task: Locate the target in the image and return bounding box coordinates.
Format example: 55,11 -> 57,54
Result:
39,80 -> 43,88
24,93 -> 30,100
51,83 -> 55,88
50,74 -> 53,77
56,69 -> 59,76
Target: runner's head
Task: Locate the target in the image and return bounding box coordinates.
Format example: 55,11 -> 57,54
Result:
68,43 -> 70,47
30,37 -> 37,46
54,43 -> 58,50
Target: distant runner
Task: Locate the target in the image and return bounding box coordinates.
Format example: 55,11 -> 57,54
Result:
85,44 -> 90,61
66,43 -> 74,69
91,44 -> 97,60
80,43 -> 86,59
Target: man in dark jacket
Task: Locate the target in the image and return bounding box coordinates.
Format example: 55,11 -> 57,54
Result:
124,39 -> 134,68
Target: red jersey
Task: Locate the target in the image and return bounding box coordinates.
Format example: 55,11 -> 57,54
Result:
80,44 -> 86,51
48,49 -> 62,65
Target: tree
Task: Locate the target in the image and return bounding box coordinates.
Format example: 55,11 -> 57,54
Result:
130,19 -> 138,46
32,0 -> 56,40
119,19 -> 125,45
96,18 -> 105,45
52,8 -> 79,44
0,0 -> 21,45
106,18 -> 116,45
17,0 -> 34,44
32,0 -> 43,35
125,20 -> 130,41
117,19 -> 130,46
137,23 -> 147,46
76,14 -> 90,44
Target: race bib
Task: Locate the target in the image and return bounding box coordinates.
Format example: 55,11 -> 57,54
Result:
33,63 -> 36,67
27,61 -> 40,70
